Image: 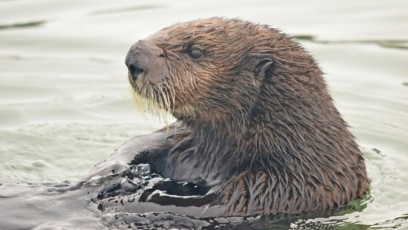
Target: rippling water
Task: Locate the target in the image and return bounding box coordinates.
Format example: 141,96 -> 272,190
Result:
0,0 -> 407,229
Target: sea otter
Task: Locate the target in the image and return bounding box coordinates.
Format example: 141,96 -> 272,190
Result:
0,17 -> 370,229
106,17 -> 369,216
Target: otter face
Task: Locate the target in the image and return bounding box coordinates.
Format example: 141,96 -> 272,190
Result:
125,17 -> 320,124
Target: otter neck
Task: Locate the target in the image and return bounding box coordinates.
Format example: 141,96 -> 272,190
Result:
180,108 -> 266,177
183,109 -> 252,146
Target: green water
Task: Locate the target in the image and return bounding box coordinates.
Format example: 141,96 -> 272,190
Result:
0,0 -> 407,229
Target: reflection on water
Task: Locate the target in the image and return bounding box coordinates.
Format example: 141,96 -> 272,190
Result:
0,0 -> 407,229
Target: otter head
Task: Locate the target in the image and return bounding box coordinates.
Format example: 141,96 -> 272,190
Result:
125,17 -> 329,131
126,18 -> 289,123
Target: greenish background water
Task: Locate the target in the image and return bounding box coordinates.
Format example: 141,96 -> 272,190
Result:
0,0 -> 407,229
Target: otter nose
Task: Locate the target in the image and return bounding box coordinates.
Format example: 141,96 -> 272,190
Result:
125,41 -> 165,83
126,60 -> 144,83
125,46 -> 147,83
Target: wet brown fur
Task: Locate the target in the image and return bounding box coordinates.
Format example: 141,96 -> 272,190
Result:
126,17 -> 369,216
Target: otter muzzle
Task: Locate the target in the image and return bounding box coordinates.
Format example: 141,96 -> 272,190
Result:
125,40 -> 166,84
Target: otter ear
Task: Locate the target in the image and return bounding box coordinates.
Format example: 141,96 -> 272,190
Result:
255,58 -> 274,79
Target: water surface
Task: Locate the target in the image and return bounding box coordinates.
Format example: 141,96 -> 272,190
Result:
0,0 -> 407,229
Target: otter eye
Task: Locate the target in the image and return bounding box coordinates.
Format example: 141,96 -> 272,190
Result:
188,48 -> 203,59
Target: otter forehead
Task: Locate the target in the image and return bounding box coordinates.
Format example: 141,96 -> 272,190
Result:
144,18 -> 309,73
147,18 -> 267,46
150,18 -> 235,37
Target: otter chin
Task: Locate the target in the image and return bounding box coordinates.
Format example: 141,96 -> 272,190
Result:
123,17 -> 369,216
